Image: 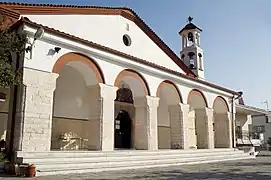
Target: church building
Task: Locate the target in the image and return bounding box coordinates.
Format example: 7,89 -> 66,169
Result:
0,2 -> 254,176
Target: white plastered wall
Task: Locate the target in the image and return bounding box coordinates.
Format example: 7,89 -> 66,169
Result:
22,14 -> 184,74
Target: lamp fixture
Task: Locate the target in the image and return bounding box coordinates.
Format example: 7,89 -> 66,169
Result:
25,27 -> 45,59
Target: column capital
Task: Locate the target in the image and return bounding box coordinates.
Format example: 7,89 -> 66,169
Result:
134,96 -> 159,108
23,68 -> 59,90
214,111 -> 230,116
169,103 -> 190,113
193,107 -> 214,114
88,83 -> 118,100
205,107 -> 214,113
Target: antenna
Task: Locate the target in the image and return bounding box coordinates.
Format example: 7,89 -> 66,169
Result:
261,100 -> 269,111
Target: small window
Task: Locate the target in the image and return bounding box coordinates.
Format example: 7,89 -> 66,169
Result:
123,34 -> 132,46
198,53 -> 203,70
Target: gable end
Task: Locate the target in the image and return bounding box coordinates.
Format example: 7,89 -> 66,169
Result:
0,2 -> 195,76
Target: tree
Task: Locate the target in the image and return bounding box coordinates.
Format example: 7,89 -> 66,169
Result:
0,17 -> 27,88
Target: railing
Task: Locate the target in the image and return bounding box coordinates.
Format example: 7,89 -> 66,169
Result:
236,130 -> 253,146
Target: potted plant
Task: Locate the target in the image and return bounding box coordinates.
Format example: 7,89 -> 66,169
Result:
26,164 -> 36,177
267,137 -> 271,151
0,151 -> 7,173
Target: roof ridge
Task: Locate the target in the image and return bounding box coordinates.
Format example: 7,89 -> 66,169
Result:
0,2 -> 128,10
1,1 -> 195,76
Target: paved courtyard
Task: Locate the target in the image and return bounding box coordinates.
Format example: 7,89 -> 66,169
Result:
1,157 -> 271,179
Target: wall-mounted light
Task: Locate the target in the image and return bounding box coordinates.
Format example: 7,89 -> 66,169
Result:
47,46 -> 61,56
25,27 -> 44,59
54,47 -> 61,53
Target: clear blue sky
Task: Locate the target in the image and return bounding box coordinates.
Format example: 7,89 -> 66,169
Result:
5,0 -> 271,109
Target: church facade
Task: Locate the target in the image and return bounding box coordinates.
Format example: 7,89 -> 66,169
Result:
0,2 -> 252,175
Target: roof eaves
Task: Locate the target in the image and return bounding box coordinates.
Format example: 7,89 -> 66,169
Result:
0,6 -> 20,19
179,23 -> 202,34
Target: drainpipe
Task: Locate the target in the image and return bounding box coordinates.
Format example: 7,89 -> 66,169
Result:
231,91 -> 243,149
8,24 -> 26,162
8,53 -> 20,162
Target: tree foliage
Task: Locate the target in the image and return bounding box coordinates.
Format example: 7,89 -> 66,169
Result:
0,22 -> 27,88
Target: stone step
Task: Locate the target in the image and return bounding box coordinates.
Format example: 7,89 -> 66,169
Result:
36,153 -> 249,171
17,148 -> 237,159
25,151 -> 245,165
16,149 -> 253,176
36,154 -> 254,176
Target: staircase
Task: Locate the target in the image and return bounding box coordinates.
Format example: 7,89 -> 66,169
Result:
16,148 -> 254,176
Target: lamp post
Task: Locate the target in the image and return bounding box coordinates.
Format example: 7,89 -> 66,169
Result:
261,100 -> 269,111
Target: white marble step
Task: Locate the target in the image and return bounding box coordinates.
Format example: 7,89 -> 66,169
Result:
36,153 -> 250,171
16,149 -> 252,176
25,151 -> 245,165
36,154 -> 253,176
17,148 -> 237,159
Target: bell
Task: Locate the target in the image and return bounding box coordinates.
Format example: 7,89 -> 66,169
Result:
188,33 -> 194,42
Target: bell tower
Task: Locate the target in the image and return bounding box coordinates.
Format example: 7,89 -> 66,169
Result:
179,16 -> 204,79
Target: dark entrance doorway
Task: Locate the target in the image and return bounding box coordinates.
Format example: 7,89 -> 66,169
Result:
114,110 -> 132,149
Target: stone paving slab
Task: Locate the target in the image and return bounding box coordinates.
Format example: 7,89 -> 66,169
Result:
1,157 -> 271,179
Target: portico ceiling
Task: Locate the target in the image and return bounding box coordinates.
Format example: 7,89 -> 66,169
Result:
236,104 -> 267,115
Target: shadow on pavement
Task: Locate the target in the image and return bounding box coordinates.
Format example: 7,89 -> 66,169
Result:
0,173 -> 17,178
97,170 -> 271,180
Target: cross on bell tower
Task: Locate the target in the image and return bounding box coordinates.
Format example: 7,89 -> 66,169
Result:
179,16 -> 205,79
187,16 -> 193,23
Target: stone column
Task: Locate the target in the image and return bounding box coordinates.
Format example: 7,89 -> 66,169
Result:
168,103 -> 190,149
232,112 -> 236,148
134,96 -> 159,150
13,68 -> 58,152
205,108 -> 215,149
88,83 -> 117,151
187,107 -> 197,149
194,107 -> 214,149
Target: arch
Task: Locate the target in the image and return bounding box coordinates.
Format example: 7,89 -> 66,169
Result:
187,89 -> 208,108
156,80 -> 182,103
156,80 -> 183,149
213,96 -> 231,148
114,69 -> 150,96
52,52 -> 105,83
213,96 -> 229,113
